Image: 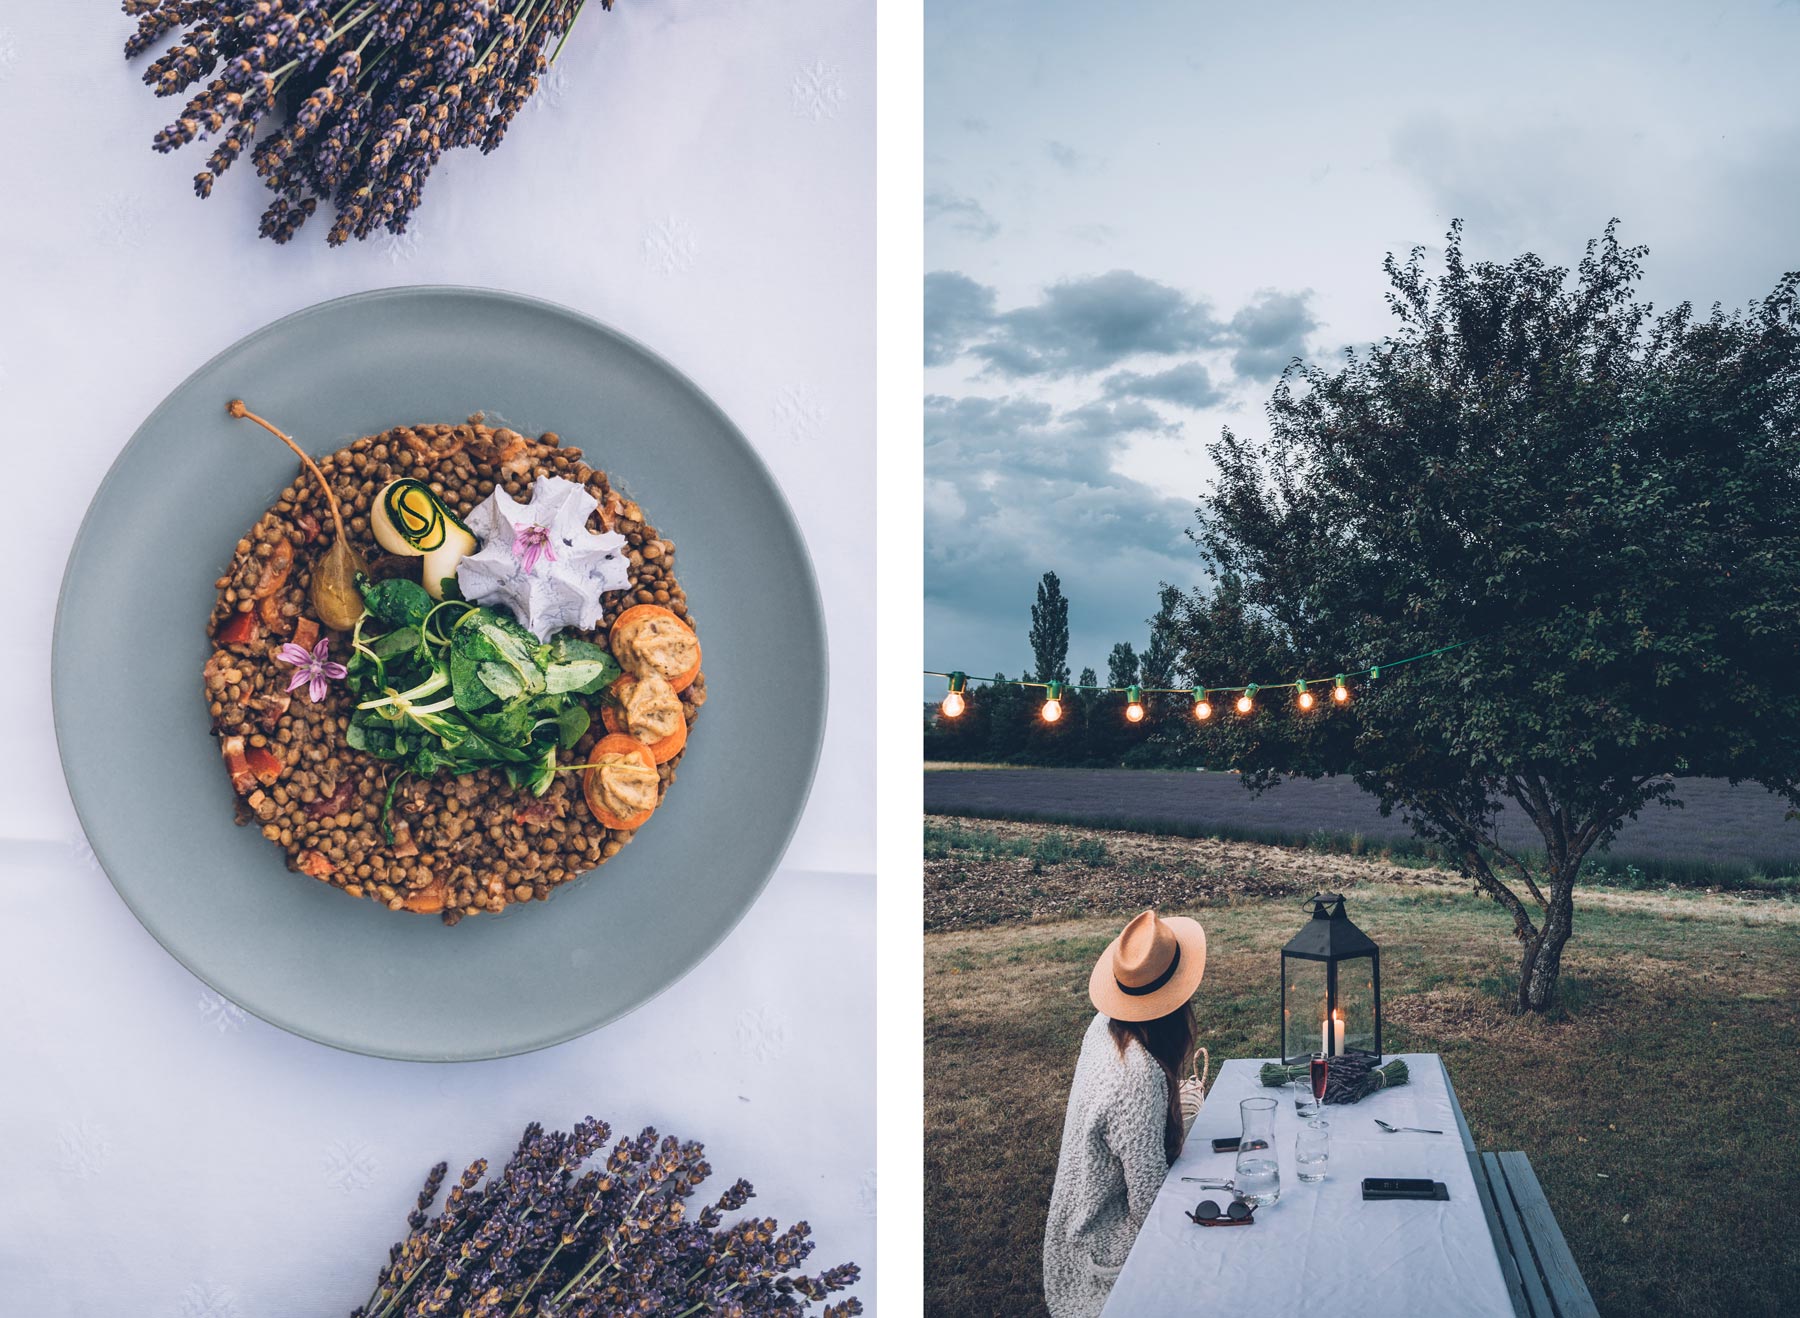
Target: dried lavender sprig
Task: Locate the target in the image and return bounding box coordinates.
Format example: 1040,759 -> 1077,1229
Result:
122,0 -> 612,244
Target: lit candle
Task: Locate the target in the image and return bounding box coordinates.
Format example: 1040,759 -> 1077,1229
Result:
1321,1011 -> 1344,1056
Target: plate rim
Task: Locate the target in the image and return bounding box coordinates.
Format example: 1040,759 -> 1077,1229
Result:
51,284 -> 830,1062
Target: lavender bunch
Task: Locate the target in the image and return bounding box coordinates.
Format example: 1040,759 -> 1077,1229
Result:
349,1117 -> 863,1318
120,0 -> 614,245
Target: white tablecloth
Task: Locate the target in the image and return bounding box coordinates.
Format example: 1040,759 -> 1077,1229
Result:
0,2 -> 875,1312
1102,1055 -> 1514,1318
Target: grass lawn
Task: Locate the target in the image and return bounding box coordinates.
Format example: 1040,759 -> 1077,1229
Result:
925,825 -> 1800,1317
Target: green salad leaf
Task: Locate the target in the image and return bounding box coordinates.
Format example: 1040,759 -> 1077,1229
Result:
343,580 -> 625,822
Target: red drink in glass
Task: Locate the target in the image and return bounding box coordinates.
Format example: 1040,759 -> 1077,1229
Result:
1310,1054 -> 1329,1107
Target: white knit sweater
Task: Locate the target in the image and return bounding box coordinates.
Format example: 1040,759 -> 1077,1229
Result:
1042,1013 -> 1172,1318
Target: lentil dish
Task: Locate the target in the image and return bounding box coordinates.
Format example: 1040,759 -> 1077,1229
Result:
203,420 -> 704,923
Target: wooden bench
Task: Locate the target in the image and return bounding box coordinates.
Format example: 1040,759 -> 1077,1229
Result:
1443,1066 -> 1600,1318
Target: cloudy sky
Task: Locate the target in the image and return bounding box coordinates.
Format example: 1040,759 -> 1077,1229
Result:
924,0 -> 1800,684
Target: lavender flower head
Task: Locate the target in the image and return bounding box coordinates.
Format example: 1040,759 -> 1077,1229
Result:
350,1116 -> 861,1318
277,635 -> 347,702
512,523 -> 556,574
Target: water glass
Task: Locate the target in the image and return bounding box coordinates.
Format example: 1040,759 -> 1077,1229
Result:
1295,1120 -> 1330,1183
1291,1076 -> 1320,1118
1235,1096 -> 1282,1207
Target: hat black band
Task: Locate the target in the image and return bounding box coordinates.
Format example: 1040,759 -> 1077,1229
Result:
1117,945 -> 1180,996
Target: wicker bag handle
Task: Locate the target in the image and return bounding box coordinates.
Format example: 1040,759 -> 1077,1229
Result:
1178,1046 -> 1211,1131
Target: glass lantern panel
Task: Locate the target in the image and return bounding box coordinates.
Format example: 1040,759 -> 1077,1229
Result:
1282,956 -> 1330,1064
1336,954 -> 1378,1059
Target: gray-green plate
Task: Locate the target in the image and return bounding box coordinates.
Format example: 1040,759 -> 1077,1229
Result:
53,287 -> 827,1061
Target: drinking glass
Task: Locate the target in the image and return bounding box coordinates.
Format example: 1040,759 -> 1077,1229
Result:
1234,1096 -> 1281,1207
1295,1120 -> 1330,1182
1291,1075 -> 1319,1118
1309,1051 -> 1331,1115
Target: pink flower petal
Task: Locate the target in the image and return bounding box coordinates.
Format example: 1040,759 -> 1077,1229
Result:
286,668 -> 313,694
276,643 -> 312,667
308,674 -> 329,703
311,636 -> 333,662
320,661 -> 348,680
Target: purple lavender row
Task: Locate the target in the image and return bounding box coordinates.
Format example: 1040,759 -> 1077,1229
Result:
121,0 -> 610,245
347,1117 -> 862,1317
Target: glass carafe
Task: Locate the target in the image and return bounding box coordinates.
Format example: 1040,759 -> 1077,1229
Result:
1234,1096 -> 1281,1207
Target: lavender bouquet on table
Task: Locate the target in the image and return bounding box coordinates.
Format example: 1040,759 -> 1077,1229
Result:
352,1118 -> 862,1318
120,0 -> 614,245
1260,1055 -> 1409,1105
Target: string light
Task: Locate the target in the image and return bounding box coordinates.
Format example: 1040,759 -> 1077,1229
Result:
940,671 -> 967,719
923,635 -> 1474,729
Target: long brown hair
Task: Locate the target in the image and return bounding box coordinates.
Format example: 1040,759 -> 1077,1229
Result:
1108,1001 -> 1198,1161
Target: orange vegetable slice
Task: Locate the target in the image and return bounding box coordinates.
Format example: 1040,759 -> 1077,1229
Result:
608,604 -> 701,693
599,675 -> 689,764
401,880 -> 445,913
244,745 -> 284,787
582,735 -> 659,831
215,611 -> 260,646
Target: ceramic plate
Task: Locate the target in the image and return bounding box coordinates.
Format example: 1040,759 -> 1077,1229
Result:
53,287 -> 826,1061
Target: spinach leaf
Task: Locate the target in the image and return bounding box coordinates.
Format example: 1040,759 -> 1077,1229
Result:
556,703 -> 592,750
360,577 -> 434,629
544,636 -> 620,695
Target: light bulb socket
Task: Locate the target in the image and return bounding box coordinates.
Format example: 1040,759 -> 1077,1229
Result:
1295,678 -> 1308,693
1126,685 -> 1142,704
1044,681 -> 1065,701
947,671 -> 967,695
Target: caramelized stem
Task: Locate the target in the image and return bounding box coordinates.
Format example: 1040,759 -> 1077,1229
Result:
227,399 -> 348,542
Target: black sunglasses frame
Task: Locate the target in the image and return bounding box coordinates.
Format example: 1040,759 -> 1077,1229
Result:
1186,1196 -> 1256,1227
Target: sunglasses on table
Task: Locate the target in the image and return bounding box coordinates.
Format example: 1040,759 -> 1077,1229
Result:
1185,1196 -> 1256,1227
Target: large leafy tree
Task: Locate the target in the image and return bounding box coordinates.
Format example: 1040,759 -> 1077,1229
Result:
1182,222 -> 1800,1012
1029,571 -> 1072,685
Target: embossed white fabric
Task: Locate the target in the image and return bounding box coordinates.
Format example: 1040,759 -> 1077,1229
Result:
0,2 -> 874,1313
1100,1055 -> 1514,1318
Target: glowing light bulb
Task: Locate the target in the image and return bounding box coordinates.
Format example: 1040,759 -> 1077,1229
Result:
1297,690 -> 1315,711
1236,692 -> 1254,716
1124,684 -> 1144,723
1333,682 -> 1350,704
1041,698 -> 1063,723
941,690 -> 965,719
1126,702 -> 1144,722
1194,698 -> 1213,721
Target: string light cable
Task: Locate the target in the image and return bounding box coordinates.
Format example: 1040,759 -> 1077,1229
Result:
925,635 -> 1480,721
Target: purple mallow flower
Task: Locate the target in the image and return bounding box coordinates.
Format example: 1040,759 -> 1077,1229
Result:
512,522 -> 556,574
276,636 -> 348,703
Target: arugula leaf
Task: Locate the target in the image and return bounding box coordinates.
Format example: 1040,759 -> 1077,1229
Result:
556,703 -> 592,750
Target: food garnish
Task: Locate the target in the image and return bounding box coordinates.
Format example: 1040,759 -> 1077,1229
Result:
372,478 -> 480,600
579,736 -> 660,831
599,673 -> 689,764
456,476 -> 633,641
609,604 -> 702,692
276,635 -> 349,703
227,400 -> 369,630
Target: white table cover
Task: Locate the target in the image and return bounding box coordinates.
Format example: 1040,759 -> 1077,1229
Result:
0,2 -> 875,1312
1102,1055 -> 1514,1318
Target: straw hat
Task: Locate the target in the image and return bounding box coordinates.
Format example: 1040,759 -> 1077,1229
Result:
1088,909 -> 1207,1021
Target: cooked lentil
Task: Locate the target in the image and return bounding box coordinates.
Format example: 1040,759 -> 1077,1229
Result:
204,420 -> 705,924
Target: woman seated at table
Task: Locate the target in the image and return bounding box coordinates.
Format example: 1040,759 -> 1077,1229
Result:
1043,908 -> 1207,1318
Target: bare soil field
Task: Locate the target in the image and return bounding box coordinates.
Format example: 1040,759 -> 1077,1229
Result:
924,768 -> 1800,876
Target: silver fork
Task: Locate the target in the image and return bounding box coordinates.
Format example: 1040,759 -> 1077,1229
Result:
1373,1118 -> 1443,1134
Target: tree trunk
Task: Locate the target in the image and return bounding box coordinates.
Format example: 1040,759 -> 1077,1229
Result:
1517,875 -> 1577,1013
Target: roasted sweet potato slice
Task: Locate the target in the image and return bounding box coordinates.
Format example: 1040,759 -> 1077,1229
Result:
582,735 -> 659,831
608,604 -> 701,693
599,675 -> 689,764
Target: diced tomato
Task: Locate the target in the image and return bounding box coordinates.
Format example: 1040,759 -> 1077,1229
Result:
252,538 -> 294,599
296,850 -> 335,878
244,745 -> 283,786
259,593 -> 292,636
292,617 -> 321,652
221,735 -> 256,794
215,612 -> 259,646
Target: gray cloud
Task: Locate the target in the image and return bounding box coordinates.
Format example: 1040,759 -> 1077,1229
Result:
1046,140 -> 1085,170
1226,289 -> 1319,380
974,270 -> 1229,377
925,391 -> 1201,675
924,271 -> 998,367
925,188 -> 1000,241
1100,360 -> 1227,409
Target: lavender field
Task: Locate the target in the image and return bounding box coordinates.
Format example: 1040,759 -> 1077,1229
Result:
923,769 -> 1800,883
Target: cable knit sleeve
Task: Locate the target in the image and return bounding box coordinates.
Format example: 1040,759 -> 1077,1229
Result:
1104,1047 -> 1170,1225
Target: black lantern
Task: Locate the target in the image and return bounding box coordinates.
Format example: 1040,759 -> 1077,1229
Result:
1280,893 -> 1381,1065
